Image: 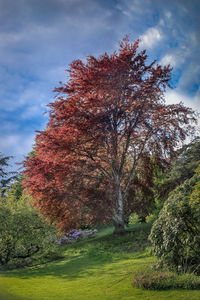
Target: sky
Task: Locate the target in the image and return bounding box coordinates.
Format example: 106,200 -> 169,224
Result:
0,0 -> 199,172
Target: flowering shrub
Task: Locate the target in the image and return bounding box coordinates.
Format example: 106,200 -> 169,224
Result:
133,270 -> 200,290
56,229 -> 98,245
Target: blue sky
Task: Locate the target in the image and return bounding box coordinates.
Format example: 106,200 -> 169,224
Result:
0,0 -> 199,171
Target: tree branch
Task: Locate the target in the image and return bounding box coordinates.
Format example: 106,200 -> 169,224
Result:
123,131 -> 151,201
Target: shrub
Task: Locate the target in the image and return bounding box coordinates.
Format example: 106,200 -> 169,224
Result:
133,270 -> 175,290
133,270 -> 200,290
149,171 -> 200,274
128,213 -> 139,225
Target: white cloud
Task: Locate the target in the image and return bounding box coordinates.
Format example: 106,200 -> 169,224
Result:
0,133 -> 35,170
140,27 -> 163,49
165,90 -> 199,112
165,89 -> 200,127
160,54 -> 176,67
159,46 -> 191,69
117,0 -> 152,17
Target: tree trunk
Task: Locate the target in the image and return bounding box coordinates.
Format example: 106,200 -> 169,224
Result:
113,177 -> 125,234
113,220 -> 125,234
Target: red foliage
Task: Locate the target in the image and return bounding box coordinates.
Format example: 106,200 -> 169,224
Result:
23,38 -> 196,233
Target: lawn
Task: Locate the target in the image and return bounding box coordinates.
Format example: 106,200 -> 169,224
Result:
0,224 -> 200,300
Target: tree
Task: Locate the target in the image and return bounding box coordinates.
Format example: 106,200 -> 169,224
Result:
0,181 -> 57,265
124,154 -> 162,223
190,164 -> 200,206
0,153 -> 17,196
149,166 -> 200,274
23,38 -> 196,234
155,137 -> 200,205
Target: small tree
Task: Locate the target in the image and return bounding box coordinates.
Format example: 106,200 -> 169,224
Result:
0,181 -> 57,266
23,38 -> 196,233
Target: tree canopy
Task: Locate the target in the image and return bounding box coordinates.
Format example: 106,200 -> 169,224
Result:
23,38 -> 196,233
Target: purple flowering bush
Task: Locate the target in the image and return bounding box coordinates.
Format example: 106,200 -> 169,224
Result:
55,229 -> 98,245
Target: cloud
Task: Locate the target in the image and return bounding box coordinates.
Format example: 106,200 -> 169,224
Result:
116,0 -> 155,23
0,133 -> 35,168
165,89 -> 200,125
165,89 -> 200,141
0,0 -> 199,171
160,54 -> 177,67
140,27 -> 163,49
165,90 -> 199,111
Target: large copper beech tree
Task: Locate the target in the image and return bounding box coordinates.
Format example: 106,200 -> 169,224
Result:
23,38 -> 196,234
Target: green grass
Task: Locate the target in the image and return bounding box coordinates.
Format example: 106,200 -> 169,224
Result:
0,224 -> 200,300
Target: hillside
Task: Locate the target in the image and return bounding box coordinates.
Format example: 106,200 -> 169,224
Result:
0,224 -> 200,300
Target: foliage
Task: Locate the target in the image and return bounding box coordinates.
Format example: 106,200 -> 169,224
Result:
23,37 -> 196,234
190,164 -> 200,209
128,213 -> 139,224
148,138 -> 200,222
149,168 -> 200,274
156,137 -> 200,203
171,137 -> 200,183
125,155 -> 161,223
0,181 -> 58,266
133,269 -> 200,290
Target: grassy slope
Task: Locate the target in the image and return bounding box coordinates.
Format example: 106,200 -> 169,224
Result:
0,224 -> 200,300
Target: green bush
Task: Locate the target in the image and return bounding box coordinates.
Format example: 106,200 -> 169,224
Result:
149,171 -> 200,274
133,270 -> 200,290
128,213 -> 139,225
0,182 -> 58,266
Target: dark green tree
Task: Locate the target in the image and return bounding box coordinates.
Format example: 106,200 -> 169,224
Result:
0,153 -> 17,196
156,137 -> 200,204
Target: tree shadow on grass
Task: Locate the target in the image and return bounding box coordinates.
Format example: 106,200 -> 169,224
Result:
1,253 -> 114,280
0,224 -> 151,281
0,291 -> 33,300
1,251 -> 150,282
